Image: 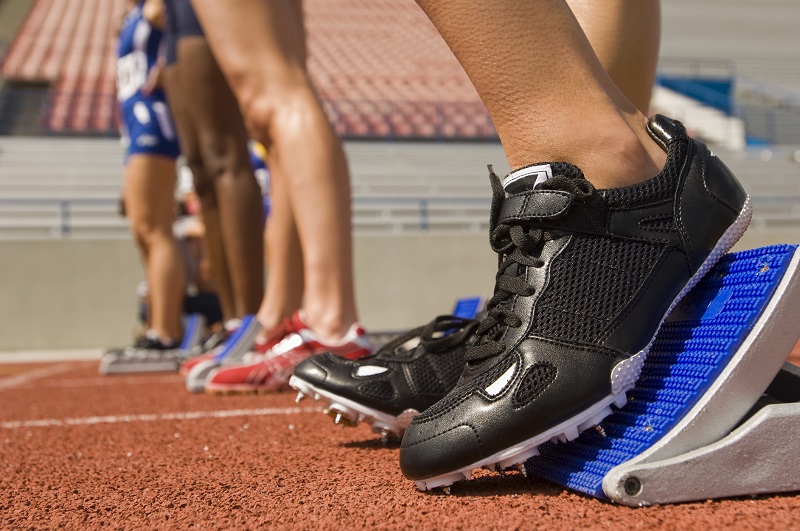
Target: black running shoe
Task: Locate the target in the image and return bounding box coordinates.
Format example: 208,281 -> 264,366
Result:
399,115 -> 752,491
289,315 -> 479,440
100,332 -> 182,375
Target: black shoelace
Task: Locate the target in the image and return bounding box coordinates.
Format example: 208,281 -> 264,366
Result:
374,315 -> 479,361
464,168 -> 594,364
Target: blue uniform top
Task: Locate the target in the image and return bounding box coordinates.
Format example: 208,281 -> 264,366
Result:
117,1 -> 164,104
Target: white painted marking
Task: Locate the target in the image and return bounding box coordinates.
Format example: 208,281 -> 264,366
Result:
0,349 -> 103,363
0,363 -> 75,390
1,407 -> 319,429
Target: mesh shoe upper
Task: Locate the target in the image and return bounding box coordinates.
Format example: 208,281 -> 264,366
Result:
291,315 -> 479,416
400,115 -> 751,482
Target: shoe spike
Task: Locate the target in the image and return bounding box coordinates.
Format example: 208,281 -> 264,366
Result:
334,413 -> 343,425
497,466 -> 506,477
516,464 -> 527,477
442,486 -> 452,495
295,391 -> 305,403
380,429 -> 391,445
594,425 -> 607,437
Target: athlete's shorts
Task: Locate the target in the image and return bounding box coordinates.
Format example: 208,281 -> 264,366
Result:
120,92 -> 181,160
164,0 -> 205,65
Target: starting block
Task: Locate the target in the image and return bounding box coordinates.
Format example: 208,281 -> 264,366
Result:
452,296 -> 487,320
179,313 -> 206,354
525,244 -> 800,505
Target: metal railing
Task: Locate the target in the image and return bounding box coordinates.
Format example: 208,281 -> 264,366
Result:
0,196 -> 493,239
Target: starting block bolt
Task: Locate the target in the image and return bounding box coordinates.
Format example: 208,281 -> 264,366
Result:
624,476 -> 643,497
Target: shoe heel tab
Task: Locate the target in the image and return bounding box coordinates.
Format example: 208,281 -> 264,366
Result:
647,115 -> 687,151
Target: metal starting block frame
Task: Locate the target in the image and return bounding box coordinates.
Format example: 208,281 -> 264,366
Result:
525,244 -> 800,506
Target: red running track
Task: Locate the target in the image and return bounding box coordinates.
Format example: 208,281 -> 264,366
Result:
2,358 -> 800,529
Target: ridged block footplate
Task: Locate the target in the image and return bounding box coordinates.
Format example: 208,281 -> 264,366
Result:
525,244 -> 800,501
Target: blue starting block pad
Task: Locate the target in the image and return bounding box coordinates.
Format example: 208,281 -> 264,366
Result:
525,244 -> 800,505
452,296 -> 486,320
179,313 -> 206,352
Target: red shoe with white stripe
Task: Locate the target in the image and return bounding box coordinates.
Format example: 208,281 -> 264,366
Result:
204,311 -> 373,394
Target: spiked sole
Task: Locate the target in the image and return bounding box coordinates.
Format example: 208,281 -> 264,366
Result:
413,393 -> 629,491
289,375 -> 419,439
410,197 -> 752,492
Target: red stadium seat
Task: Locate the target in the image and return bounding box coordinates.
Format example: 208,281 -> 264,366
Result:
1,0 -> 494,139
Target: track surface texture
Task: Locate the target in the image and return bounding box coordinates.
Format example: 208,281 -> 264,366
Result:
2,357 -> 800,530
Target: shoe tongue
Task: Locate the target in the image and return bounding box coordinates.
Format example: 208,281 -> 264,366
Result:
502,162 -> 585,194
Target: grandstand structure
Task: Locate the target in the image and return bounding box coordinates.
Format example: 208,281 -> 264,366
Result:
2,136 -> 800,241
0,137 -> 507,239
0,0 -> 798,240
2,0 -> 798,143
0,0 -> 494,140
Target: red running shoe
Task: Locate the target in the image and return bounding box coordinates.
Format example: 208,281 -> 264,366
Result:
204,311 -> 373,394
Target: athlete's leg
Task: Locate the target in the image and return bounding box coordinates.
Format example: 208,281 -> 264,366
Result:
162,64 -> 237,323
394,0 -> 752,489
567,0 -> 661,115
257,0 -> 306,333
256,153 -> 304,337
415,0 -> 665,189
123,154 -> 184,342
190,0 -> 358,342
176,37 -> 265,318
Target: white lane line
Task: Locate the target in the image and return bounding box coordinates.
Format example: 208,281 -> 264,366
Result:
0,363 -> 76,390
1,407 -> 320,429
0,349 -> 103,364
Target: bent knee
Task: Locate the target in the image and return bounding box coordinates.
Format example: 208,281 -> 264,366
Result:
131,220 -> 173,249
239,83 -> 318,141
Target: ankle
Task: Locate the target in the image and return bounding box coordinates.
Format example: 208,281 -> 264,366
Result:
580,115 -> 668,190
301,308 -> 356,343
508,113 -> 667,190
147,328 -> 178,346
255,314 -> 285,342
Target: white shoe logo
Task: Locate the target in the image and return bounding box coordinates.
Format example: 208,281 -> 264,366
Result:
485,363 -> 516,397
503,164 -> 553,192
270,334 -> 304,355
355,365 -> 388,377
